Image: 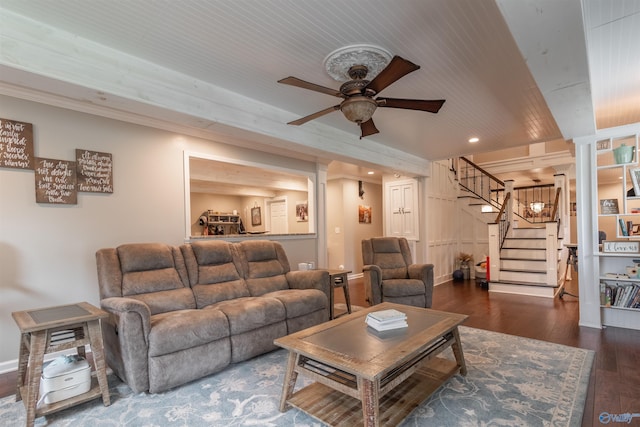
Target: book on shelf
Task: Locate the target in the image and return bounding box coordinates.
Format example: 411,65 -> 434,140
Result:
619,218 -> 629,236
365,309 -> 408,331
600,282 -> 640,308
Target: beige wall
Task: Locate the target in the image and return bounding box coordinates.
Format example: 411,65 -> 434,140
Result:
0,94 -> 319,368
327,178 -> 383,273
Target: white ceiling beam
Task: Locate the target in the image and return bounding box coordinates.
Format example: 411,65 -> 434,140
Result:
0,8 -> 431,177
497,0 -> 596,139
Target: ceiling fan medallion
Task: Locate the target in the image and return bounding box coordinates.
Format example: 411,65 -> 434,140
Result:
323,44 -> 392,82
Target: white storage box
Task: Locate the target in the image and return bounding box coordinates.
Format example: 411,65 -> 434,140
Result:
40,355 -> 91,404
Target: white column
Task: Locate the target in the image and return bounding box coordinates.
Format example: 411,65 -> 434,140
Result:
316,163 -> 328,270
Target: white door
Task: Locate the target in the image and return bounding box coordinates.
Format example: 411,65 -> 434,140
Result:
389,184 -> 405,237
268,200 -> 288,234
386,179 -> 419,240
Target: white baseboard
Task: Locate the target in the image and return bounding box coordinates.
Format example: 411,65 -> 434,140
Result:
489,282 -> 556,298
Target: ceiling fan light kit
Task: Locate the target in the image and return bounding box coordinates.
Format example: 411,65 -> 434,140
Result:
340,96 -> 377,123
279,45 -> 446,138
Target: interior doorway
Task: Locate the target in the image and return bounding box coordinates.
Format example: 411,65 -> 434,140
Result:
266,197 -> 288,234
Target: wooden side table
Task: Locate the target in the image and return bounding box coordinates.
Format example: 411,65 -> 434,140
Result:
12,302 -> 111,427
326,269 -> 352,319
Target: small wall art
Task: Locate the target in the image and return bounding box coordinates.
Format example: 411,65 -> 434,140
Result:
35,158 -> 77,204
359,205 -> 372,224
599,198 -> 619,215
76,149 -> 113,193
251,206 -> 262,226
296,201 -> 308,222
0,118 -> 34,169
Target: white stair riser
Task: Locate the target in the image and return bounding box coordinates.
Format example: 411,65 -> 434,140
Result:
501,248 -> 546,259
501,259 -> 547,270
511,228 -> 545,238
500,270 -> 548,283
503,239 -> 546,249
489,282 -> 556,298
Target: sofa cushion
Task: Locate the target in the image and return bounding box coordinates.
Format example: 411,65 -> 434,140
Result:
369,238 -> 409,280
208,297 -> 285,335
129,288 -> 197,315
116,243 -> 195,314
119,243 -> 176,273
183,241 -> 250,308
237,240 -> 290,295
122,268 -> 184,295
382,278 -> 426,297
148,309 -> 229,356
262,289 -> 327,319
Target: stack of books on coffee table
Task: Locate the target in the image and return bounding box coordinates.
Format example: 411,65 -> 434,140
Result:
365,309 -> 408,331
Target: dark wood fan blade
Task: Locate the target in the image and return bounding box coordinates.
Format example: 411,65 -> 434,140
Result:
365,56 -> 420,94
287,105 -> 340,126
377,97 -> 445,113
278,77 -> 345,98
360,119 -> 379,139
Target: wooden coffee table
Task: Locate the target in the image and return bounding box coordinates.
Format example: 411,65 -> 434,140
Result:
274,302 -> 468,427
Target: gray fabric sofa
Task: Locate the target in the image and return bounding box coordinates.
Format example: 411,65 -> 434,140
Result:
96,239 -> 329,393
362,237 -> 434,308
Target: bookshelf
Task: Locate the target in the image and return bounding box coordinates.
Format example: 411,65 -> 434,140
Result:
596,133 -> 640,330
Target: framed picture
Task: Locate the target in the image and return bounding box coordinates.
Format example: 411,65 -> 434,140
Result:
296,201 -> 308,222
251,206 -> 261,226
358,205 -> 372,224
630,168 -> 640,197
599,198 -> 619,214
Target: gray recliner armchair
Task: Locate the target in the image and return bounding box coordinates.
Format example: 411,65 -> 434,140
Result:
362,237 -> 434,308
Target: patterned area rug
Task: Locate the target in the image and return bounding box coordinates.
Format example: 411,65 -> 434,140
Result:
0,326 -> 594,426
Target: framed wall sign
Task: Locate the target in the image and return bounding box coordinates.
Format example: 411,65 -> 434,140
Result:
602,240 -> 640,253
599,198 -> 619,214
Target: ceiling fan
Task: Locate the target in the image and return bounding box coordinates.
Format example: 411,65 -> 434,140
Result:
278,55 -> 445,139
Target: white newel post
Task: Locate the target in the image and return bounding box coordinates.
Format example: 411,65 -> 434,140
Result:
545,222 -> 559,286
488,223 -> 500,282
504,180 -> 515,231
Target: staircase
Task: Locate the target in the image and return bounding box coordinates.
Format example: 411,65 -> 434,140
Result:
489,225 -> 561,297
455,157 -> 568,298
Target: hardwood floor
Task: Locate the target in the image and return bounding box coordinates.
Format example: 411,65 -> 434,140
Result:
2,275 -> 638,426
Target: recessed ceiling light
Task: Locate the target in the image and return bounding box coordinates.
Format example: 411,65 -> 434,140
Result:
468,137 -> 479,143
367,171 -> 374,175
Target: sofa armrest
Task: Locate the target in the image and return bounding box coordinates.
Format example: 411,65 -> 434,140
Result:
286,270 -> 330,297
100,297 -> 152,393
362,264 -> 383,305
408,263 -> 434,308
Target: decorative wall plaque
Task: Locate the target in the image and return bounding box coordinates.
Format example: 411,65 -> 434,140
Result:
602,240 -> 640,253
76,149 -> 113,193
35,158 -> 77,204
0,118 -> 34,169
599,198 -> 619,214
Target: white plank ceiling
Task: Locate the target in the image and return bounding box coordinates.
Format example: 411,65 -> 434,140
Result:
0,0 -> 638,182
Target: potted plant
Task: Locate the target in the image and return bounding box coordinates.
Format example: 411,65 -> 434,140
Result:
456,252 -> 473,280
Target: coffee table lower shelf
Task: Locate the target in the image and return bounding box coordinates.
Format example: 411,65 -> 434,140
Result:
286,357 -> 459,427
